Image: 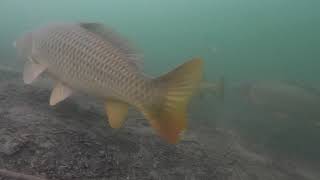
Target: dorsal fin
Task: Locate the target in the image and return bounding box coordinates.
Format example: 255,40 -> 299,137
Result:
79,22 -> 143,70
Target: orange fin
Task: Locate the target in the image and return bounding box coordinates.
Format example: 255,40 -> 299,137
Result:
141,57 -> 203,144
105,100 -> 129,128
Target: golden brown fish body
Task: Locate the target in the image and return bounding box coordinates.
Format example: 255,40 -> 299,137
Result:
22,23 -> 151,105
14,22 -> 203,143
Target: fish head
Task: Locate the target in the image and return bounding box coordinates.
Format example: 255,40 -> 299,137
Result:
13,32 -> 33,60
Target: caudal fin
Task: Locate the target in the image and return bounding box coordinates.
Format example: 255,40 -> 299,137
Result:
140,58 -> 203,144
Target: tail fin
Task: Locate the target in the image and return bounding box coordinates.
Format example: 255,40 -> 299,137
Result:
140,58 -> 203,144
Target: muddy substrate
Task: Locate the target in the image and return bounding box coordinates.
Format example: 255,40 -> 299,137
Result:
0,69 -> 318,180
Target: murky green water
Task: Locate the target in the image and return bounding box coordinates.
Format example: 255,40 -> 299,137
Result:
0,0 -> 320,178
1,0 -> 319,81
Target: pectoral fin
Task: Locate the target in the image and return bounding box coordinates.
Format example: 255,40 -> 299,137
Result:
105,100 -> 129,128
50,82 -> 73,106
23,58 -> 47,84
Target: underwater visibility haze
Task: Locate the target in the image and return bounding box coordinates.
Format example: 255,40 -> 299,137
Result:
0,0 -> 319,179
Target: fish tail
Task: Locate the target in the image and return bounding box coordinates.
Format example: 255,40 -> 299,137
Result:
140,57 -> 203,144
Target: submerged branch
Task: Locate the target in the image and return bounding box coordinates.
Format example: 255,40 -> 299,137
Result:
0,169 -> 48,180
